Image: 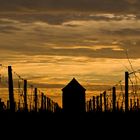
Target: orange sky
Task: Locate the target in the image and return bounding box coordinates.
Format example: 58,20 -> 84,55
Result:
0,0 -> 140,106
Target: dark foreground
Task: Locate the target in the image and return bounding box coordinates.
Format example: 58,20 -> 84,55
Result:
0,111 -> 139,138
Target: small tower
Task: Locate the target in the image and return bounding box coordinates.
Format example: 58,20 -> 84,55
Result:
62,78 -> 86,113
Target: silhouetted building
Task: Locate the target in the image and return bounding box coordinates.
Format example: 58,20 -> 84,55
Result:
62,78 -> 86,113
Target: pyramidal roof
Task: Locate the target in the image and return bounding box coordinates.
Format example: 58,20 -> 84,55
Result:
62,78 -> 86,91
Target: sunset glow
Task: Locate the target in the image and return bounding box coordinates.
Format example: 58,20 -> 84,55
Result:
0,0 -> 140,106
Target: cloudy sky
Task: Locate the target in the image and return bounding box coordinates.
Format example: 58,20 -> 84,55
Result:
0,0 -> 140,106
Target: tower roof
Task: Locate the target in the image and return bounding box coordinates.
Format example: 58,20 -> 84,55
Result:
62,78 -> 86,91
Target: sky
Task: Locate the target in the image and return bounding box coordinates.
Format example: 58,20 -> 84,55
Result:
0,0 -> 140,106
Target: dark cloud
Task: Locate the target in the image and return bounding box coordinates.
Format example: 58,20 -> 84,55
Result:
0,25 -> 21,33
0,13 -> 138,26
101,28 -> 140,36
0,43 -> 125,59
0,2 -> 139,60
121,40 -> 140,57
0,0 -> 139,14
0,18 -> 139,59
63,23 -> 81,27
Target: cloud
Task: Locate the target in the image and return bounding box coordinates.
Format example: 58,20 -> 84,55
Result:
0,25 -> 21,33
0,0 -> 140,14
0,13 -> 134,26
0,44 -> 124,59
0,16 -> 140,59
1,0 -> 140,105
101,28 -> 140,36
